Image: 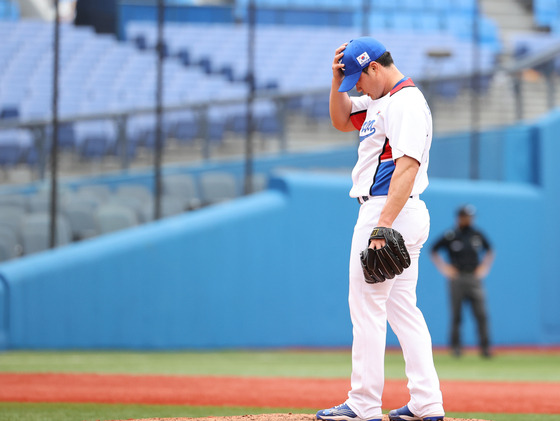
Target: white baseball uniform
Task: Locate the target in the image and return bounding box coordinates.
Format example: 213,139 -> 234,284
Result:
344,78 -> 445,419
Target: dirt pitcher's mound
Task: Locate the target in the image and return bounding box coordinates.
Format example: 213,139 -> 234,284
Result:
113,414 -> 490,421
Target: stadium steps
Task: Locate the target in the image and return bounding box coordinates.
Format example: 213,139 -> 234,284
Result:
429,72 -> 560,134
425,0 -> 556,133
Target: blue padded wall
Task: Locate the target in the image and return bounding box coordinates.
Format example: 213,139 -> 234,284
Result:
0,171 -> 553,349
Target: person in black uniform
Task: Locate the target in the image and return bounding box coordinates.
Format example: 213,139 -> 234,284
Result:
431,204 -> 495,358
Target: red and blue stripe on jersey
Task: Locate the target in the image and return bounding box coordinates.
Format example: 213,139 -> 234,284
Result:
370,138 -> 394,196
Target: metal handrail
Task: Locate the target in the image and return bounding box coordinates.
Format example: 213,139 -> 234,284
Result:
0,88 -> 330,130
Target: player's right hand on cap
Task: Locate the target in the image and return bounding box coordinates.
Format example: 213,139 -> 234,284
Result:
332,43 -> 348,82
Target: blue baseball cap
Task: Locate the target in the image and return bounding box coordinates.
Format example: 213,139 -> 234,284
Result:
338,37 -> 387,93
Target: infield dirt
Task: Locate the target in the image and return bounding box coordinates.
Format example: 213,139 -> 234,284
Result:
3,372 -> 556,421
110,414 -> 490,421
1,373 -> 557,414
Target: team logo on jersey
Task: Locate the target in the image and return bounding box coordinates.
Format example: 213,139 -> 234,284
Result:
359,118 -> 377,142
361,119 -> 376,134
356,52 -> 371,66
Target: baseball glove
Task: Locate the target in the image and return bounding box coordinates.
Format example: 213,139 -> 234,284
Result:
360,227 -> 411,284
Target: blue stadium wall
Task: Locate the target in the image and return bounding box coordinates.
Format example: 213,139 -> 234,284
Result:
0,110 -> 559,350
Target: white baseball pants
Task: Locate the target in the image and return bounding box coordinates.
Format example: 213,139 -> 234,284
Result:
345,196 -> 444,419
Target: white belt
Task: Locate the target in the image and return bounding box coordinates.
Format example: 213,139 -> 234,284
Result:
357,195 -> 419,205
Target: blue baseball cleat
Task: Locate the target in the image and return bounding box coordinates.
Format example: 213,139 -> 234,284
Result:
316,403 -> 382,421
388,405 -> 444,421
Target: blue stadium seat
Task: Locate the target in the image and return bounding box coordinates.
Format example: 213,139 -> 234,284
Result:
0,0 -> 19,21
387,12 -> 417,31
62,200 -> 99,241
399,0 -> 424,11
27,192 -> 60,213
167,110 -> 200,144
0,194 -> 26,209
20,213 -> 72,255
416,12 -> 443,32
108,192 -> 148,222
0,142 -> 22,168
422,0 -> 448,11
140,194 -> 186,221
0,105 -> 18,119
74,121 -> 117,160
116,184 -> 153,204
0,129 -> 33,168
451,0 -> 478,15
0,225 -> 21,261
163,173 -> 201,210
0,204 -> 25,241
199,172 -> 239,205
534,0 -> 560,27
443,12 -> 501,53
362,12 -> 387,31
371,0 -> 397,11
206,107 -> 228,144
77,184 -> 112,203
95,203 -> 139,234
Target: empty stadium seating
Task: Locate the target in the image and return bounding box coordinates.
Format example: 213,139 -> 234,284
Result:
0,1 -> 503,169
125,21 -> 499,92
0,19 -> 275,170
62,200 -> 99,240
0,224 -> 20,260
199,172 -> 239,205
0,170 -> 262,260
20,212 -> 73,254
163,173 -> 202,209
231,0 -> 497,49
0,129 -> 33,168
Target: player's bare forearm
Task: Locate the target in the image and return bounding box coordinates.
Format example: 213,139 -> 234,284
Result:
329,43 -> 355,132
330,80 -> 354,132
369,156 -> 419,249
377,156 -> 419,227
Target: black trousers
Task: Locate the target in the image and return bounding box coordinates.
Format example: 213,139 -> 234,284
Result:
448,272 -> 490,353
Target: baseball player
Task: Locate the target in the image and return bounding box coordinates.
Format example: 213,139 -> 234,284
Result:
431,204 -> 494,358
315,37 -> 444,421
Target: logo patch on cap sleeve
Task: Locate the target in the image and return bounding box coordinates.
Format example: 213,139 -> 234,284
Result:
356,52 -> 371,66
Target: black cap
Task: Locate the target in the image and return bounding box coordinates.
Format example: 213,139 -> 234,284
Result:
457,204 -> 476,217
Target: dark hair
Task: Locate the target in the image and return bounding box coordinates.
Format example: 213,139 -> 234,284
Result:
376,51 -> 394,67
362,51 -> 394,73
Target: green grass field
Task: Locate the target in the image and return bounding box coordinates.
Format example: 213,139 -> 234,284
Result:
1,349 -> 559,421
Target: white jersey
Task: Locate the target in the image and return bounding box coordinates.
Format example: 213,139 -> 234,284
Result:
348,78 -> 432,199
